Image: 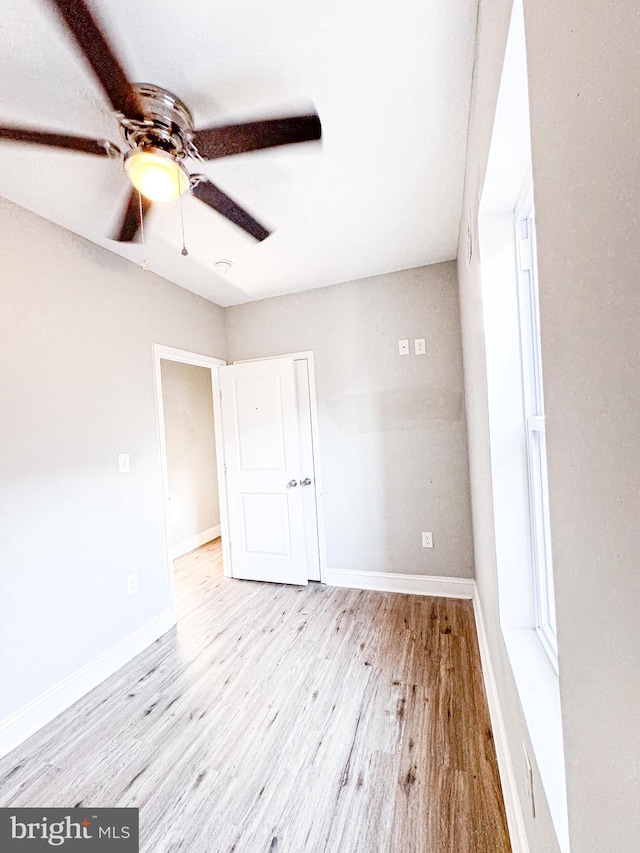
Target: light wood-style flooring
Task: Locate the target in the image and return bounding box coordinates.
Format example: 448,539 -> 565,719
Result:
0,540 -> 510,852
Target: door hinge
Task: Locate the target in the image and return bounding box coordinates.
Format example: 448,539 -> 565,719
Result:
519,237 -> 533,271
518,217 -> 534,271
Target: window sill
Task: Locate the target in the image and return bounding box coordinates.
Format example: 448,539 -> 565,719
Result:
502,625 -> 570,852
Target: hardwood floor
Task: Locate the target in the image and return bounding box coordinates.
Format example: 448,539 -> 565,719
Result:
0,540 -> 511,852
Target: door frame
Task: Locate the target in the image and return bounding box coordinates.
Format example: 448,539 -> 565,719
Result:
232,351 -> 327,584
153,344 -> 230,626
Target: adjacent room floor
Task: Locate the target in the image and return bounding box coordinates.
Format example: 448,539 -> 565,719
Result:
0,540 -> 511,852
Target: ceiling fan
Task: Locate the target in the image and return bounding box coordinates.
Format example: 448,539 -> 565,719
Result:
0,0 -> 322,244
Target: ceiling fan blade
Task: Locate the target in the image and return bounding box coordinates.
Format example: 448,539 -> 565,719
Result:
47,0 -> 139,116
0,125 -> 119,156
192,114 -> 321,161
112,189 -> 151,242
192,179 -> 270,242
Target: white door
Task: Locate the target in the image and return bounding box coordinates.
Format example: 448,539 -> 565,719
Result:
220,357 -> 307,585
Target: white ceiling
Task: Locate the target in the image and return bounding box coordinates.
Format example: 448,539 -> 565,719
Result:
0,0 -> 478,306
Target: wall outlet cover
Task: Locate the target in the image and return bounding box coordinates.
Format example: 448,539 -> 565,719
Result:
398,339 -> 410,356
422,531 -> 433,548
414,338 -> 426,355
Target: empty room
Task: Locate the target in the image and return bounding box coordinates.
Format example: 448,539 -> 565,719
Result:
0,1 -> 638,852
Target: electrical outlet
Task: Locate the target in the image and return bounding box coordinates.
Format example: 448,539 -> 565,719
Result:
398,339 -> 409,356
523,743 -> 536,817
127,573 -> 139,596
414,338 -> 426,355
118,453 -> 130,474
422,531 -> 433,549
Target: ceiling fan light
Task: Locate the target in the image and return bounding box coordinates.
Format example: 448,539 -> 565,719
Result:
124,148 -> 189,202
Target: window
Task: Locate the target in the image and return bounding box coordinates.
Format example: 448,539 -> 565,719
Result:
515,188 -> 558,667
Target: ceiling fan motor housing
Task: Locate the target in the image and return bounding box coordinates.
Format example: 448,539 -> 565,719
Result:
120,84 -> 194,159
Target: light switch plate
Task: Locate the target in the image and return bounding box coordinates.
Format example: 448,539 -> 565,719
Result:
398,339 -> 409,355
415,338 -> 426,355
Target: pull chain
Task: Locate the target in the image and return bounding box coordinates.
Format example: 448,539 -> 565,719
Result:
138,191 -> 147,271
179,182 -> 188,256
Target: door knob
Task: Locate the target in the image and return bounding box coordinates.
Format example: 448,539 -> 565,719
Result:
286,479 -> 299,488
300,478 -> 312,487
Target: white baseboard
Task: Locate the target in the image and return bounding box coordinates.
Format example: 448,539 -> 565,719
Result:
0,608 -> 174,761
473,594 -> 530,853
324,568 -> 475,599
173,524 -> 220,559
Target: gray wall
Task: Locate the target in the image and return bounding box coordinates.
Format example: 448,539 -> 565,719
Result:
525,0 -> 640,849
226,263 -> 473,578
458,0 -> 640,850
0,197 -> 225,720
161,360 -> 219,551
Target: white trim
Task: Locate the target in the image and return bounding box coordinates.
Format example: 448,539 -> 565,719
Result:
153,345 -> 224,369
153,344 -> 230,610
325,568 -> 475,599
297,353 -> 328,583
473,594 -> 531,853
173,524 -> 221,559
0,609 -> 173,761
232,351 -> 327,584
233,350 -> 316,364
211,365 -> 232,579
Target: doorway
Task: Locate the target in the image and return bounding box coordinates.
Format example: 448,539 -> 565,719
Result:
155,346 -> 325,617
161,359 -> 220,558
154,345 -> 227,624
